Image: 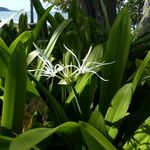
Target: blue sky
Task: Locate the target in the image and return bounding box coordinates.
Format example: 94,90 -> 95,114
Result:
0,0 -> 50,11
0,0 -> 31,11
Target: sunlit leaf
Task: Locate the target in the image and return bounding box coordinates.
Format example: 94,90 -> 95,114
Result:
10,122 -> 80,150
80,121 -> 116,150
105,83 -> 133,139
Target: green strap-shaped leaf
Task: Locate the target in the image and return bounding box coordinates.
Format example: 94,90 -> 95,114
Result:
89,109 -> 109,138
32,0 -> 58,31
66,73 -> 92,104
27,50 -> 40,66
1,42 -> 27,133
132,51 -> 150,91
34,19 -> 71,80
10,122 -> 80,150
100,8 -> 131,115
33,5 -> 54,40
105,51 -> 150,140
80,121 -> 116,150
9,31 -> 32,53
0,38 -> 10,78
105,83 -> 133,139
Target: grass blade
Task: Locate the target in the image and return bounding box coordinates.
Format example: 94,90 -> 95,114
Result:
34,19 -> 71,80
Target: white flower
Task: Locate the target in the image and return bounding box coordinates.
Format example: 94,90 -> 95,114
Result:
37,54 -> 64,78
29,44 -> 64,79
29,44 -> 114,83
64,45 -> 114,81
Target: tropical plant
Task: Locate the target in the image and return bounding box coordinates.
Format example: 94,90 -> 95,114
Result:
0,1 -> 150,150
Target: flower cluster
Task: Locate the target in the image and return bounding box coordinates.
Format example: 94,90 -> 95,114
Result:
29,44 -> 114,84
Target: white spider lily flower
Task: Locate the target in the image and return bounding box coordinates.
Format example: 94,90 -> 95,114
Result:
29,44 -> 64,79
37,54 -> 64,78
64,45 -> 114,81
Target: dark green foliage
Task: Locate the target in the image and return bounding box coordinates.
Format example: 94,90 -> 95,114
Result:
18,13 -> 28,34
0,20 -> 17,46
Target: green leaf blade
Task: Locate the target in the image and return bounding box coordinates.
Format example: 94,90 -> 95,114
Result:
105,83 -> 133,139
100,8 -> 131,115
80,121 -> 116,150
1,42 -> 27,133
10,122 -> 80,150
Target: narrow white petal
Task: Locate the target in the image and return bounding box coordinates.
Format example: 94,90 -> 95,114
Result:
64,45 -> 81,68
82,46 -> 92,67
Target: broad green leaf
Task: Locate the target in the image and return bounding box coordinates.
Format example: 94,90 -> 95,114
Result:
1,42 -> 27,133
0,135 -> 13,150
100,8 -> 131,115
123,117 -> 150,150
9,31 -> 32,53
118,88 -> 150,146
10,122 -> 80,150
80,121 -> 116,150
89,108 -> 108,138
35,19 -> 71,80
105,51 -> 150,140
105,83 -> 133,139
